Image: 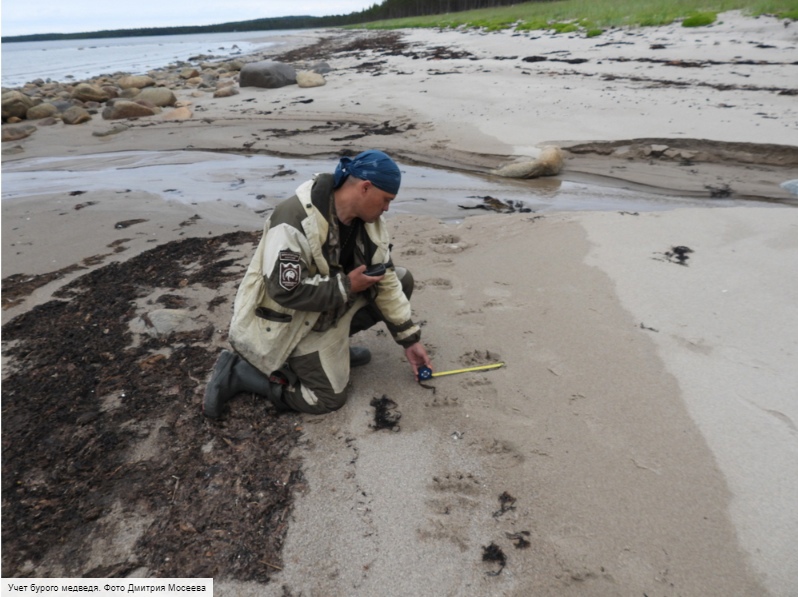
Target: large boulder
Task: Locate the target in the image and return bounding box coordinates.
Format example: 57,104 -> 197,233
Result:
117,75 -> 156,90
102,100 -> 158,120
136,87 -> 177,107
239,61 -> 296,89
71,83 -> 110,103
2,91 -> 34,120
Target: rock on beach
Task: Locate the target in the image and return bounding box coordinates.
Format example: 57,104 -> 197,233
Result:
70,83 -> 110,103
491,145 -> 565,178
2,90 -> 34,120
296,71 -> 326,88
117,75 -> 156,90
1,124 -> 37,142
102,100 -> 159,120
136,87 -> 177,107
239,61 -> 297,89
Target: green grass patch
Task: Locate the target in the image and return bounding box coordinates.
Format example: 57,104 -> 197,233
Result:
549,21 -> 580,33
682,12 -> 718,26
354,0 -> 798,32
514,19 -> 549,32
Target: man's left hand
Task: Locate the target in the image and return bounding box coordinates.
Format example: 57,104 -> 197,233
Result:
404,342 -> 432,380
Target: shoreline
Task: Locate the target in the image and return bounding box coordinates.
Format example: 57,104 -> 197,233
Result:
3,12 -> 798,595
3,15 -> 798,203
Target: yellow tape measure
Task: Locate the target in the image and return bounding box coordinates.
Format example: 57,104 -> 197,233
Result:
418,362 -> 504,380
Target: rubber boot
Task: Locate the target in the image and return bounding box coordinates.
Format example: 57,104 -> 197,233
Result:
203,350 -> 290,419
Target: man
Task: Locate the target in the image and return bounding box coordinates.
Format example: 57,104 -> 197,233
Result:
204,149 -> 432,418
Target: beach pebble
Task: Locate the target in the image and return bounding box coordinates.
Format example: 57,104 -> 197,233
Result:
71,82 -> 110,103
92,124 -> 129,137
213,86 -> 239,98
61,105 -> 92,125
180,68 -> 200,79
117,74 -> 156,90
136,87 -> 177,107
162,106 -> 193,120
102,100 -> 158,120
26,103 -> 59,120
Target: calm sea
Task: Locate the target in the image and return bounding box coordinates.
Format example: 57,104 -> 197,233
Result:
1,30 -> 297,88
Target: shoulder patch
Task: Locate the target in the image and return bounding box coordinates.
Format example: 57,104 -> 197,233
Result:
279,250 -> 302,291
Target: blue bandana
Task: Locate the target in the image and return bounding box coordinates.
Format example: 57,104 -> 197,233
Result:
333,150 -> 401,195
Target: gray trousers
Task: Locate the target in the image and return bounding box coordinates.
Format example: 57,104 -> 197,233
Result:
280,267 -> 414,414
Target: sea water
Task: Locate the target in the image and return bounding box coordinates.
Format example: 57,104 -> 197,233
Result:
1,30 -> 297,88
2,151 -> 763,220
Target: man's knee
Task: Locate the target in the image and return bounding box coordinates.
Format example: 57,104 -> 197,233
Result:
283,352 -> 350,414
395,266 -> 414,299
281,383 -> 349,414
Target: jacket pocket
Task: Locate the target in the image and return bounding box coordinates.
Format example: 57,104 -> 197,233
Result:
255,307 -> 293,323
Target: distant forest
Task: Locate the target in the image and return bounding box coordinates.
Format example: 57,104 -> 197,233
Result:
4,0 -> 544,42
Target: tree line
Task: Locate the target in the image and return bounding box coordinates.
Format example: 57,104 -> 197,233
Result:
3,0 -> 548,42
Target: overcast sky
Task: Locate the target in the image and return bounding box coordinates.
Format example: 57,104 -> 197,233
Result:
1,0 -> 378,37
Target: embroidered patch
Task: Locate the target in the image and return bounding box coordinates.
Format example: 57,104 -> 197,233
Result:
279,250 -> 300,262
278,250 -> 302,291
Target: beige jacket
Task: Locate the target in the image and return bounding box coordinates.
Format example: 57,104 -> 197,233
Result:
229,175 -> 419,375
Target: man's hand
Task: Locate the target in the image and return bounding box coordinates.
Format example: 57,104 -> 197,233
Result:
349,264 -> 383,293
404,342 -> 432,380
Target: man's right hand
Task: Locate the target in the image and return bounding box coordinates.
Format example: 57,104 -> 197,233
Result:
349,265 -> 384,293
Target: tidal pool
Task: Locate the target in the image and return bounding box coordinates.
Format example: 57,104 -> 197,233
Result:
1,150 -> 766,221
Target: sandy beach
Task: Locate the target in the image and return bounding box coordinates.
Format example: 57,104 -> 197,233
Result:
3,10 -> 798,596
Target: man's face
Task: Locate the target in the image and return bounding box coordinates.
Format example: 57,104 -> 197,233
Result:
359,181 -> 395,223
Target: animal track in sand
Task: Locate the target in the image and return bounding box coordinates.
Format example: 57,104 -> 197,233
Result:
430,234 -> 469,254
423,394 -> 460,408
425,277 -> 453,289
465,381 -> 498,410
430,234 -> 460,244
459,349 -> 501,367
460,378 -> 492,388
482,298 -> 514,310
478,438 -> 525,469
455,307 -> 483,316
418,472 -> 484,551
